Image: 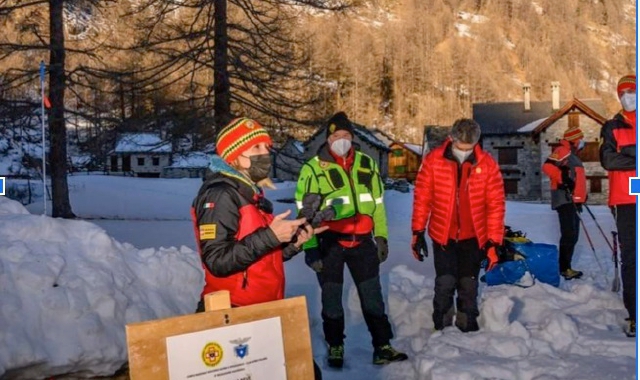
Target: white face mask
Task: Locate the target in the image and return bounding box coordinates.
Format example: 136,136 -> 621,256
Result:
330,138 -> 351,157
577,140 -> 585,150
620,92 -> 636,112
452,146 -> 473,163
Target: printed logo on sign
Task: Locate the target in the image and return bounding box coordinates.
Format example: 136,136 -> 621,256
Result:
0,177 -> 4,196
230,337 -> 251,359
201,342 -> 223,367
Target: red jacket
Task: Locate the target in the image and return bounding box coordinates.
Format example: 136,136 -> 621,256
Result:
542,139 -> 587,208
192,158 -> 285,307
600,112 -> 636,206
412,140 -> 505,247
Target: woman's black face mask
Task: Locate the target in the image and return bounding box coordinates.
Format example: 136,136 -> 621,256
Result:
245,154 -> 272,182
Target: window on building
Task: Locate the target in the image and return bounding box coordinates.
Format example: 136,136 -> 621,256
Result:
393,149 -> 403,157
504,179 -> 519,195
577,142 -> 600,162
137,157 -> 145,166
589,177 -> 603,193
152,157 -> 160,166
395,165 -> 406,174
498,148 -> 518,165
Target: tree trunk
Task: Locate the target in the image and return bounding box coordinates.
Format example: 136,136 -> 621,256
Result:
48,0 -> 75,218
213,0 -> 231,130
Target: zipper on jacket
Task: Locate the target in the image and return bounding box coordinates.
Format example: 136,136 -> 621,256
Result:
342,156 -> 360,242
455,162 -> 462,242
242,271 -> 248,289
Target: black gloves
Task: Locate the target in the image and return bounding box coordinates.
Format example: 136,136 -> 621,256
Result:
304,247 -> 323,273
411,230 -> 428,262
375,237 -> 389,263
298,193 -> 323,221
560,166 -> 575,191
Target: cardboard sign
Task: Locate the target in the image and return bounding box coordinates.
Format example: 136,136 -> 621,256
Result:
126,292 -> 313,380
166,317 -> 286,380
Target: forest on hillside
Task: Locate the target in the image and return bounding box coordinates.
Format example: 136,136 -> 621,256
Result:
0,0 -> 635,141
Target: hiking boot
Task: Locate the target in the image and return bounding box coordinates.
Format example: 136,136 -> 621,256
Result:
372,344 -> 408,365
561,268 -> 583,280
455,312 -> 479,333
327,345 -> 344,368
625,320 -> 636,338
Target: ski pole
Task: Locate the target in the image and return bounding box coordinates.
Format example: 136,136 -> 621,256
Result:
566,189 -> 607,281
611,231 -> 621,293
583,204 -> 614,252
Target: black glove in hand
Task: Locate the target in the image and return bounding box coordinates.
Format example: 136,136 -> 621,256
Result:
304,247 -> 323,273
375,237 -> 389,263
298,193 -> 323,221
560,166 -> 575,191
411,230 -> 428,262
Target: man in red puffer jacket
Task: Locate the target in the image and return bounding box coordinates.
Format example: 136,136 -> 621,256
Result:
542,126 -> 587,280
411,118 -> 505,332
600,74 -> 637,338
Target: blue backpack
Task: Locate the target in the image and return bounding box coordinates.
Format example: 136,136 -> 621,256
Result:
482,227 -> 560,288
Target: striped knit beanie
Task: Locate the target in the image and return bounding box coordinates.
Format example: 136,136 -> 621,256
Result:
617,74 -> 636,96
563,126 -> 584,143
216,118 -> 272,163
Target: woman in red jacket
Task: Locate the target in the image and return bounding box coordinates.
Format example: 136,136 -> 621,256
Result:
410,118 -> 505,332
542,127 -> 587,280
191,117 -> 322,308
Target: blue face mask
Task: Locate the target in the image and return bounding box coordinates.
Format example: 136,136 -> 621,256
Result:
577,140 -> 585,150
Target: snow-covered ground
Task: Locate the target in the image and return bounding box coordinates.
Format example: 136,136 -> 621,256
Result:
1,174 -> 636,379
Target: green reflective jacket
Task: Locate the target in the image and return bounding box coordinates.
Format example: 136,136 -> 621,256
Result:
295,147 -> 388,249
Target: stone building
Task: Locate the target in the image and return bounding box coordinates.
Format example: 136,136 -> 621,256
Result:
473,82 -> 608,204
107,133 -> 171,177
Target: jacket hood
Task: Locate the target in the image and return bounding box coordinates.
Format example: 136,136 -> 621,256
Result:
204,155 -> 260,196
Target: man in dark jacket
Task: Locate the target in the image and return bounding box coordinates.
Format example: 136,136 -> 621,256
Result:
600,74 -> 637,337
411,118 -> 505,333
542,126 -> 587,280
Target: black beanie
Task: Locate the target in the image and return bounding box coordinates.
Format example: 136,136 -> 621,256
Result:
326,111 -> 354,138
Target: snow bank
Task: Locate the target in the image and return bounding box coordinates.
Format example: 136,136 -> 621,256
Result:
0,197 -> 204,379
383,265 -> 635,380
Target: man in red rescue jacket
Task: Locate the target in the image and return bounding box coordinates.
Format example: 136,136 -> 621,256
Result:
600,74 -> 637,338
411,118 -> 505,332
542,126 -> 587,280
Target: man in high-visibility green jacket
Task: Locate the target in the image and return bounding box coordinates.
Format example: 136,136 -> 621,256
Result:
295,111 -> 407,368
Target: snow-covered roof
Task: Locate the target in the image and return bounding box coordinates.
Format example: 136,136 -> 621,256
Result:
293,140 -> 305,153
166,152 -> 210,168
114,133 -> 171,154
353,124 -> 390,151
403,143 -> 423,155
517,118 -> 547,133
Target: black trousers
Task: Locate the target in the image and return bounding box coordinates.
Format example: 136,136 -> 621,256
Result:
613,204 -> 636,321
316,237 -> 393,347
432,239 -> 483,329
556,203 -> 581,272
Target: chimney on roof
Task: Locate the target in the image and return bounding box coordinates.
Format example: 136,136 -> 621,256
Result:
551,81 -> 560,110
523,83 -> 531,111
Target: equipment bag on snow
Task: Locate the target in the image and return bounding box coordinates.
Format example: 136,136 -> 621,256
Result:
482,226 -> 560,288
